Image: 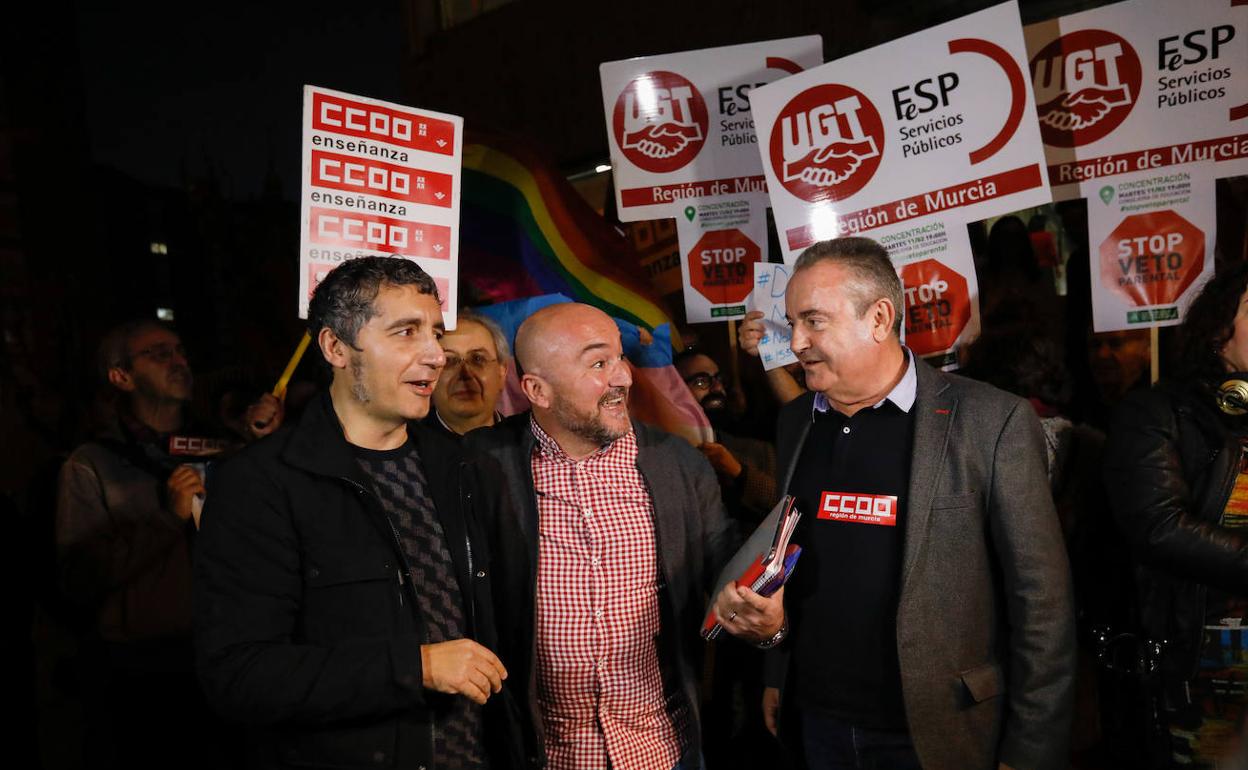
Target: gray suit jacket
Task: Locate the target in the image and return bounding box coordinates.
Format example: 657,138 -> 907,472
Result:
769,358 -> 1075,770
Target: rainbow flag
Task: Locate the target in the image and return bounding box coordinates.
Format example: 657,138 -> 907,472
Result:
460,135 -> 680,347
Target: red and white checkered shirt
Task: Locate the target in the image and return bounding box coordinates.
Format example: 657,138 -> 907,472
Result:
530,417 -> 687,770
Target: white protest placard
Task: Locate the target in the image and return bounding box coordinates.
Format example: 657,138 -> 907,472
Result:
748,1 -> 1051,261
879,219 -> 981,369
1083,165 -> 1216,332
600,36 -> 823,222
750,262 -> 798,371
1025,0 -> 1248,199
675,199 -> 768,323
299,85 -> 463,327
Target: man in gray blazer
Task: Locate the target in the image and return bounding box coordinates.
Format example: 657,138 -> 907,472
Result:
714,237 -> 1075,770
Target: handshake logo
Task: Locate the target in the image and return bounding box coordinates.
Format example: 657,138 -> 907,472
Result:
770,83 -> 884,203
613,71 -> 709,173
1030,30 -> 1141,148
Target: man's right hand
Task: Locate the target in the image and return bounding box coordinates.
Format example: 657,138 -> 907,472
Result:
421,639 -> 507,705
763,686 -> 780,737
738,310 -> 766,358
167,465 -> 206,525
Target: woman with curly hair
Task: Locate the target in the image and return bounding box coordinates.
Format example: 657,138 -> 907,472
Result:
1105,260 -> 1248,768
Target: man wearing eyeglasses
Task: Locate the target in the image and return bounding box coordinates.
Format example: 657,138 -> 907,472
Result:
674,350 -> 776,524
428,310 -> 511,438
54,319 -> 282,768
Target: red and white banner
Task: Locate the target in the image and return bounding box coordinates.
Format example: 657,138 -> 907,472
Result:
748,2 -> 1051,262
675,199 -> 768,323
1024,0 -> 1248,199
600,36 -> 823,222
1084,165 -> 1216,331
299,86 -> 463,326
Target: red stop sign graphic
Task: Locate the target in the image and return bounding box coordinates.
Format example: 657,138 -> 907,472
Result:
899,259 -> 971,355
1099,210 -> 1205,307
689,229 -> 761,305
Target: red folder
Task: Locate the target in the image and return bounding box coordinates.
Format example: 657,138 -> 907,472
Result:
702,495 -> 802,641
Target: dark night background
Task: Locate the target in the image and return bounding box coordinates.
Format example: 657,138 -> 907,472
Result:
1,1 -> 1178,767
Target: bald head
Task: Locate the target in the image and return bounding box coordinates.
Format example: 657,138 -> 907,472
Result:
515,302 -> 633,459
515,303 -> 618,377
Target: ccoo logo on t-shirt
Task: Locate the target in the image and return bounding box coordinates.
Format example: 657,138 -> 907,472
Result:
817,491 -> 898,527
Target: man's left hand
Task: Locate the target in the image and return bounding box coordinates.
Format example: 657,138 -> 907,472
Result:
713,582 -> 784,643
243,394 -> 284,441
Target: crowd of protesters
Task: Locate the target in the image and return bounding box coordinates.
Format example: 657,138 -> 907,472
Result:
14,206 -> 1248,770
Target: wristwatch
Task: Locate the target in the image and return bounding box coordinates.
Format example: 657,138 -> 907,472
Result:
756,618 -> 788,650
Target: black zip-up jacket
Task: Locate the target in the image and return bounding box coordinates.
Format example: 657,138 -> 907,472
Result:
463,413 -> 735,770
1105,380 -> 1248,679
194,393 -> 523,769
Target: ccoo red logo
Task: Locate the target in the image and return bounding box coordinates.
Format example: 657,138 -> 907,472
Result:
769,83 -> 885,204
612,71 -> 709,173
1030,29 -> 1142,148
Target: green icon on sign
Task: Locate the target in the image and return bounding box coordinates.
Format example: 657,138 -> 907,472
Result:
684,206 -> 696,222
1099,186 -> 1115,205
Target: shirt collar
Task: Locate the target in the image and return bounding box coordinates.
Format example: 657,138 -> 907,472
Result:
436,408 -> 501,436
529,413 -> 626,462
812,347 -> 917,419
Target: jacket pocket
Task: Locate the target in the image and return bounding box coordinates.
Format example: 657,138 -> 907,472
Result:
960,661 -> 1005,703
302,560 -> 401,642
931,492 -> 979,510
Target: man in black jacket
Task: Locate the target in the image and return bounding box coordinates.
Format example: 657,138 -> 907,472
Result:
464,302 -> 744,770
194,257 -> 516,769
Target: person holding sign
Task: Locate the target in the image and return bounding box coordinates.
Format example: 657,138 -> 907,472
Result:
194,257 -> 519,770
1105,262 -> 1248,769
714,237 -> 1075,770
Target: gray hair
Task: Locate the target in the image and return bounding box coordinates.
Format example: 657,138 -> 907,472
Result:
794,236 -> 903,336
456,309 -> 511,363
307,256 -> 440,349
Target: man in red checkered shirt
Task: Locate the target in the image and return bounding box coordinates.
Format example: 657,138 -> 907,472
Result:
465,303 -> 781,770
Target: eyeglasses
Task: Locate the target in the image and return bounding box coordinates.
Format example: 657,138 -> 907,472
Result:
683,371 -> 724,390
128,344 -> 187,365
444,351 -> 499,372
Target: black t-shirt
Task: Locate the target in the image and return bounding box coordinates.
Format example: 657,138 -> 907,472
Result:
786,398 -> 915,728
353,440 -> 485,770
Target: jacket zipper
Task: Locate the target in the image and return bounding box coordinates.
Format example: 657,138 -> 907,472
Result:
459,463 -> 478,636
339,474 -> 439,769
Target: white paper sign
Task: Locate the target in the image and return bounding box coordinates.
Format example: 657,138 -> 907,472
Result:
1084,165 -> 1216,331
750,262 -> 798,371
675,199 -> 768,323
748,1 -> 1051,261
879,219 -> 981,369
600,36 -> 823,222
299,85 -> 463,327
1025,0 -> 1248,199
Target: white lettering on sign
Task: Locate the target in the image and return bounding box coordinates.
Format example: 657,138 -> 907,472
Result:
624,86 -> 698,135
782,96 -> 870,162
817,491 -> 898,526
319,102 -> 413,142
318,158 -> 411,196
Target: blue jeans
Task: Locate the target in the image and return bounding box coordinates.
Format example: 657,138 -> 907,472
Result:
801,711 -> 921,770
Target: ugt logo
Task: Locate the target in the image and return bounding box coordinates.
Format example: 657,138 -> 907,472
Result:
769,83 -> 885,203
612,71 -> 709,173
1030,29 -> 1142,147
